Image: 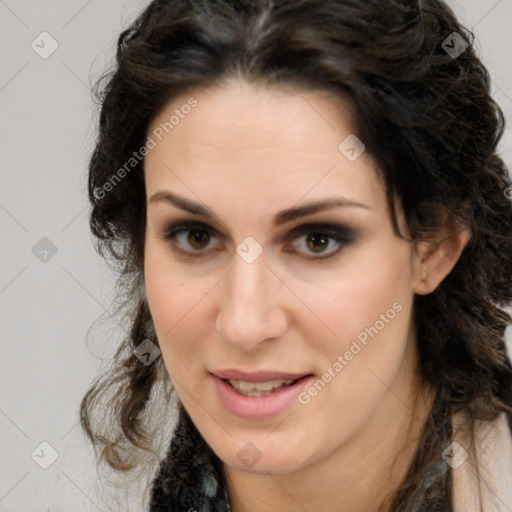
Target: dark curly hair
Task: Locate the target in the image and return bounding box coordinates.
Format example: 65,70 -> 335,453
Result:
80,0 -> 512,510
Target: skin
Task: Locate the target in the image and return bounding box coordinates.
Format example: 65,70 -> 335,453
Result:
143,78 -> 470,512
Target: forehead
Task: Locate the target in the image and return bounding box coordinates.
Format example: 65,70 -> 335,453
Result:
144,79 -> 385,214
148,79 -> 356,156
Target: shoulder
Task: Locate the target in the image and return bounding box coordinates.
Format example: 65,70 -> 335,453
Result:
452,411 -> 512,512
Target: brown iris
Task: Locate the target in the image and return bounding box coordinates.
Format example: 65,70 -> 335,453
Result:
306,232 -> 329,253
188,229 -> 210,250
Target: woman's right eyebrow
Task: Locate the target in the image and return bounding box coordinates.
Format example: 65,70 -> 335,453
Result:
148,190 -> 214,218
148,190 -> 370,229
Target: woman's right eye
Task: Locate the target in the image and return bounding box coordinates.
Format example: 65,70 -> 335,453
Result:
163,222 -> 223,257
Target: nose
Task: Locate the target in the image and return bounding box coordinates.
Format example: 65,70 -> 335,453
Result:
215,249 -> 289,351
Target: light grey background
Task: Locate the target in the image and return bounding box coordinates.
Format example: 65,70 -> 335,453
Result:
1,1 -> 511,511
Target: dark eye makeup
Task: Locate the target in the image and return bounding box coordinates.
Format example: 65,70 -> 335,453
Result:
161,220 -> 357,261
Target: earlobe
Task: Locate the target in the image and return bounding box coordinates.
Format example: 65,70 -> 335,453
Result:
413,226 -> 471,295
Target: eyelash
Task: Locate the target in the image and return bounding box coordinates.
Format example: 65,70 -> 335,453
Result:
162,221 -> 356,261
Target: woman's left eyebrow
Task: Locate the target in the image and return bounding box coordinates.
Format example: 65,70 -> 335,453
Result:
273,197 -> 370,226
148,190 -> 370,228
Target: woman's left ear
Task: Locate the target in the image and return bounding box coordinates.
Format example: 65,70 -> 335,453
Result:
413,225 -> 471,295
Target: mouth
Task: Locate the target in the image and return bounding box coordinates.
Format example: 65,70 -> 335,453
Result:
224,376 -> 310,397
210,372 -> 315,419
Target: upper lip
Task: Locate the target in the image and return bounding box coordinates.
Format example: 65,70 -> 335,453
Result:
211,369 -> 313,382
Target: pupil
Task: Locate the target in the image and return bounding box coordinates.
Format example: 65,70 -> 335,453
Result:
188,229 -> 209,249
307,232 -> 328,252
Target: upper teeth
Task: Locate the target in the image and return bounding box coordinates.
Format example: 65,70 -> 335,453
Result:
228,379 -> 295,392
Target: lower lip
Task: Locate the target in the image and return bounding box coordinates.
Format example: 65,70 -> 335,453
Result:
211,374 -> 314,419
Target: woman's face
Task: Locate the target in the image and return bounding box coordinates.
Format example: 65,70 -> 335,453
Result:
144,79 -> 426,475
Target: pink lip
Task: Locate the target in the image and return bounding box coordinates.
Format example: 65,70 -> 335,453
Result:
211,368 -> 311,382
211,373 -> 314,419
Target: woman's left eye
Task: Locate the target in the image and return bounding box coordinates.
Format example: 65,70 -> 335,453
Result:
285,225 -> 355,260
162,222 -> 355,260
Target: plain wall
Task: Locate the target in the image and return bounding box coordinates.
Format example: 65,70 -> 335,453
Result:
1,1 -> 511,510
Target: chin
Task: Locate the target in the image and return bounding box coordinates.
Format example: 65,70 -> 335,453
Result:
225,457 -> 304,476
216,438 -> 314,476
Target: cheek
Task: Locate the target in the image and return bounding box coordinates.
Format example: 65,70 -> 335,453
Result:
296,237 -> 413,353
292,240 -> 415,413
295,241 -> 415,418
143,246 -> 220,378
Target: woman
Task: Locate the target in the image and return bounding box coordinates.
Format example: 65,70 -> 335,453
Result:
80,0 -> 512,510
